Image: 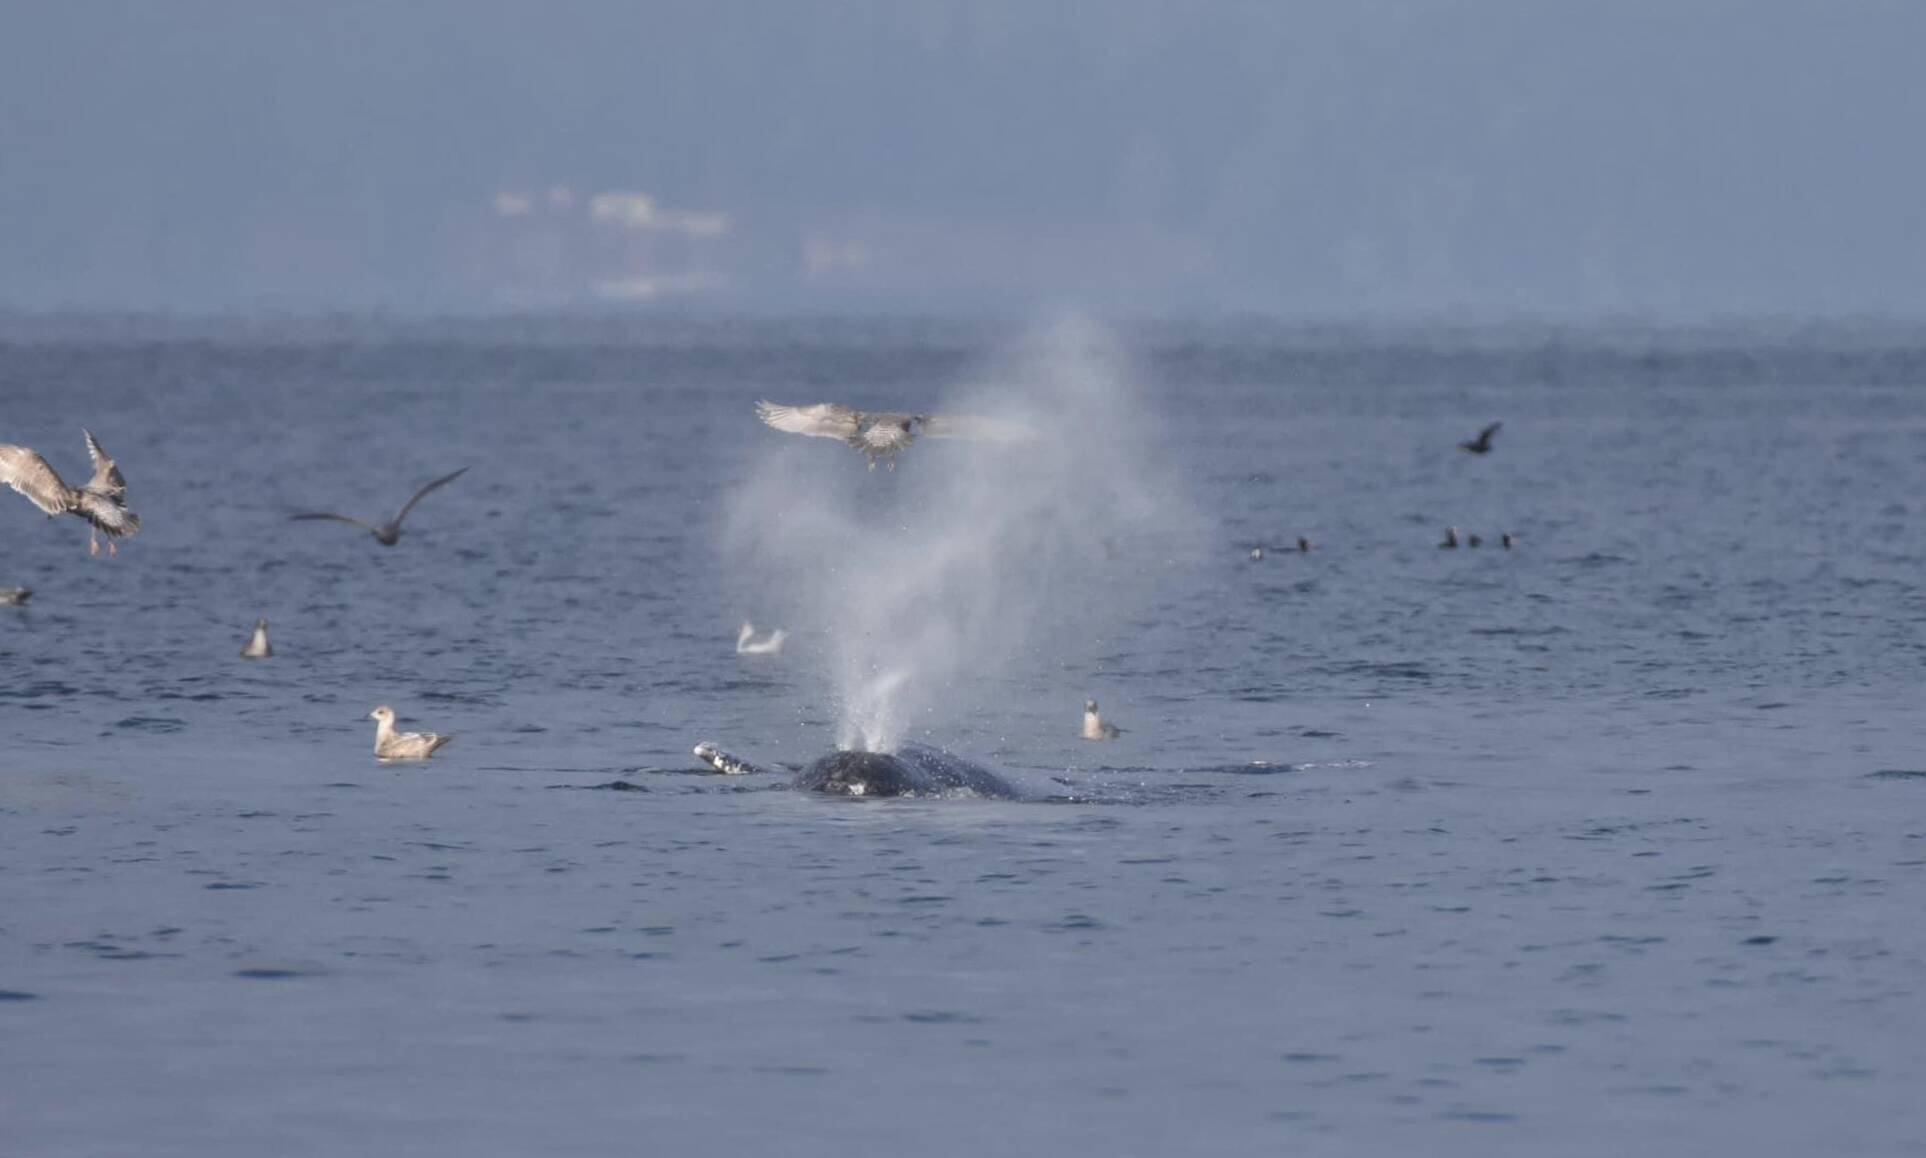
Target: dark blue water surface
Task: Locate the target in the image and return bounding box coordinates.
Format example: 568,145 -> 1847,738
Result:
4,317 -> 1926,1156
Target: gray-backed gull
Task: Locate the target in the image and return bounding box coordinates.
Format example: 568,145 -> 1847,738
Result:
291,467 -> 468,545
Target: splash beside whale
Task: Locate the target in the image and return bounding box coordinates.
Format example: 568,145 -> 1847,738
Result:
694,740 -> 1021,799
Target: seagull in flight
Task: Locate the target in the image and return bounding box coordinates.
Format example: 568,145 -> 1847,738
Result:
0,430 -> 141,555
1458,421 -> 1503,455
755,400 -> 1035,469
290,467 -> 468,546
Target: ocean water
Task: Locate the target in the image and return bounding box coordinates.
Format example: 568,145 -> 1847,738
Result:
4,316 -> 1926,1155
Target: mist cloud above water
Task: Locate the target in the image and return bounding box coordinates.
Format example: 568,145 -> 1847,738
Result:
724,317 -> 1196,751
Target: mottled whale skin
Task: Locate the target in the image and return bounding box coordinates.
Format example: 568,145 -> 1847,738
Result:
794,744 -> 1018,798
694,740 -> 1020,798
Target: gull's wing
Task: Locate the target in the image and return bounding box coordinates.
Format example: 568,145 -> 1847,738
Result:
1478,421 -> 1503,443
756,401 -> 862,441
289,511 -> 380,534
0,444 -> 73,516
82,429 -> 126,496
391,467 -> 468,528
918,413 -> 1040,443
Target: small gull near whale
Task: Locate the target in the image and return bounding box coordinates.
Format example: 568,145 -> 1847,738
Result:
693,742 -> 755,775
1081,698 -> 1123,740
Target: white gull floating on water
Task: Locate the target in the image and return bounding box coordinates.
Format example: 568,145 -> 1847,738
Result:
240,618 -> 272,659
369,705 -> 453,761
1081,698 -> 1123,740
736,622 -> 786,655
0,430 -> 140,555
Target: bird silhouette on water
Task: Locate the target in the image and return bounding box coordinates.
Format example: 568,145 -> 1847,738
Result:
1459,421 -> 1502,454
1249,537 -> 1314,561
290,467 -> 468,545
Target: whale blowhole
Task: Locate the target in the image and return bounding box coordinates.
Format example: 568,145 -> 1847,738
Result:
721,316 -> 1200,752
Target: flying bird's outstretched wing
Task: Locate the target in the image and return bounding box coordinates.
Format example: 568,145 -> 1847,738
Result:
756,401 -> 862,441
391,467 -> 468,528
82,429 -> 125,496
1460,421 -> 1503,452
289,511 -> 380,534
0,444 -> 73,516
918,413 -> 1040,443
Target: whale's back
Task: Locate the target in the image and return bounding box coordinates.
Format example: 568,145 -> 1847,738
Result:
795,744 -> 1018,798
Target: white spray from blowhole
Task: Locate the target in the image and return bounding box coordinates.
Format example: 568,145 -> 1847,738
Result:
724,317 -> 1196,753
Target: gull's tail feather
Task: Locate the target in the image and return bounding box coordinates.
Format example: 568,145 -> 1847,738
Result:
76,492 -> 139,538
919,413 -> 1040,442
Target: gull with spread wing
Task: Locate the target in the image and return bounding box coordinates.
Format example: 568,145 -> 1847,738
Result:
1458,421 -> 1503,455
755,400 -> 1035,469
0,430 -> 141,555
290,467 -> 468,546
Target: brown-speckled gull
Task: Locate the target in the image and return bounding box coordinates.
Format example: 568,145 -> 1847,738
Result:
368,705 -> 453,761
0,430 -> 140,555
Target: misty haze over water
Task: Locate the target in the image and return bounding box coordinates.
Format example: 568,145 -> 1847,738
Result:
8,3 -> 1926,1154
3,2 -> 1925,316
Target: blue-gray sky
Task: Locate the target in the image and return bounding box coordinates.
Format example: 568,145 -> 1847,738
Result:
3,1 -> 1922,316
